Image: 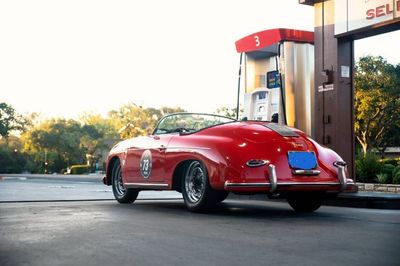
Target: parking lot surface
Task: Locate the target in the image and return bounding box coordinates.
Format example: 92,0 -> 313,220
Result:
1,177 -> 400,266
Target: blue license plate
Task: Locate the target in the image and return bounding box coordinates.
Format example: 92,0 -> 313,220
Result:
288,151 -> 317,170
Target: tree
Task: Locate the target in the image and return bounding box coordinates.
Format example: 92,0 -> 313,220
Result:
79,113 -> 119,139
79,113 -> 121,170
0,102 -> 27,138
108,103 -> 185,139
16,105 -> 188,173
214,106 -> 240,119
108,103 -> 154,139
22,119 -> 87,173
354,56 -> 400,156
0,135 -> 31,173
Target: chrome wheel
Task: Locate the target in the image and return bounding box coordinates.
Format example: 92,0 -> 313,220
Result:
111,159 -> 139,204
182,160 -> 223,212
185,161 -> 206,203
113,163 -> 126,197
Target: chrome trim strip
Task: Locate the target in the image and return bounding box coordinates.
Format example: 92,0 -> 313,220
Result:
268,164 -> 277,193
224,182 -> 271,188
292,169 -> 321,175
127,147 -> 211,152
125,183 -> 169,189
166,146 -> 211,151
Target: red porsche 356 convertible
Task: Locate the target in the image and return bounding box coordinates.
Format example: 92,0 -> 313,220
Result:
103,113 -> 355,212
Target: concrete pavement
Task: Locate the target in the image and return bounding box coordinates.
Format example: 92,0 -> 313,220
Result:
1,200 -> 399,266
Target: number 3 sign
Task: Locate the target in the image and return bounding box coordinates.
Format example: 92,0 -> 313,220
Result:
254,35 -> 260,47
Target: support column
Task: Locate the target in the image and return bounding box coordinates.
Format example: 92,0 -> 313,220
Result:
314,0 -> 355,178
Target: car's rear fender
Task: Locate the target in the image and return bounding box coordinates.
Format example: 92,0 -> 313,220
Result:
167,150 -> 228,191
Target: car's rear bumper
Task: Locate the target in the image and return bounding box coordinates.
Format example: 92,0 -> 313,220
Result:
224,163 -> 357,193
224,181 -> 357,192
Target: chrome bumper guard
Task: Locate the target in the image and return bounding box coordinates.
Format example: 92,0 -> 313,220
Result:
268,164 -> 277,193
337,165 -> 347,192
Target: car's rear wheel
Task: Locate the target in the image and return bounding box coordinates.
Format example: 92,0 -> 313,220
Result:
111,160 -> 139,204
215,191 -> 229,203
182,161 -> 222,212
287,192 -> 324,212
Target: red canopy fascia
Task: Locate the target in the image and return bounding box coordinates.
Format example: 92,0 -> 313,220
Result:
235,28 -> 314,53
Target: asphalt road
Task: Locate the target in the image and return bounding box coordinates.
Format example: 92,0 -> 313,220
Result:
0,177 -> 181,202
1,177 -> 400,266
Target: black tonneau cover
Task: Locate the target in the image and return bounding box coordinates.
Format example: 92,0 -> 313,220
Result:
263,123 -> 299,137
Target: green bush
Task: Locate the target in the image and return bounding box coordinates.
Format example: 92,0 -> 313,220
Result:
69,164 -> 90,175
356,152 -> 383,183
0,147 -> 30,174
393,165 -> 400,176
379,164 -> 395,183
393,166 -> 400,184
376,173 -> 388,184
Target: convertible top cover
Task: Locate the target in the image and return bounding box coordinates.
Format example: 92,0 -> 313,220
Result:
263,123 -> 299,137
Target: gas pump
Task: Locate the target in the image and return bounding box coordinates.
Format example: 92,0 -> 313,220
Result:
235,28 -> 315,137
243,87 -> 281,121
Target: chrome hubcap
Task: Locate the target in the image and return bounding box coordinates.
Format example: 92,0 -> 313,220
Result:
185,161 -> 205,203
113,164 -> 126,197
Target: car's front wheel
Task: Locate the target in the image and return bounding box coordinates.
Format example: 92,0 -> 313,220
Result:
111,160 -> 139,204
287,192 -> 324,212
182,161 -> 223,212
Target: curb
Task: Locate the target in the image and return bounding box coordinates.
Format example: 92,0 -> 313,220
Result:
0,174 -> 102,183
228,192 -> 400,210
324,192 -> 400,210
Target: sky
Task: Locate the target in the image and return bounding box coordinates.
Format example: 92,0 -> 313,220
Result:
0,0 -> 399,119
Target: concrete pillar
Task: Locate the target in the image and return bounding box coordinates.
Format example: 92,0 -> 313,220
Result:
313,0 -> 355,178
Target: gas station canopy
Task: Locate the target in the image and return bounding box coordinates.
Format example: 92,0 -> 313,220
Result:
235,28 -> 314,58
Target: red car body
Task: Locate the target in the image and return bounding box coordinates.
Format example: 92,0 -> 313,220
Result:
103,113 -> 356,212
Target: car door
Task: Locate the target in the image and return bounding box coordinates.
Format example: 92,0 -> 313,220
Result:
124,134 -> 174,183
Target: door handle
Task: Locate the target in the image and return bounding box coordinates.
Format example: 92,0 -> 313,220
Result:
158,145 -> 166,151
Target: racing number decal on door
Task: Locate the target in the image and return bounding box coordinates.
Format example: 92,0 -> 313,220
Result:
140,150 -> 152,179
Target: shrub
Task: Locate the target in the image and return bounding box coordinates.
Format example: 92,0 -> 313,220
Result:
393,165 -> 400,176
393,166 -> 400,184
0,147 -> 30,174
69,164 -> 90,175
376,173 -> 388,184
356,152 -> 383,183
380,164 -> 395,183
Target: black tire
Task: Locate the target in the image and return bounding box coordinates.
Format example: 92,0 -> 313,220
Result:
215,191 -> 229,203
111,160 -> 139,204
182,161 -> 221,212
287,192 -> 324,212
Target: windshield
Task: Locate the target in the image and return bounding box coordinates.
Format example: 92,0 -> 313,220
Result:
153,113 -> 236,135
